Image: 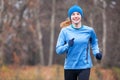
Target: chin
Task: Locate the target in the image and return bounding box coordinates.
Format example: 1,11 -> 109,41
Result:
73,21 -> 80,24
72,20 -> 81,24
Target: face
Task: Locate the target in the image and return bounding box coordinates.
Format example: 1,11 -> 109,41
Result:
71,12 -> 81,24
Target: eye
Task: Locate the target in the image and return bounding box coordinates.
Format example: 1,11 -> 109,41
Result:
72,13 -> 75,16
77,12 -> 80,15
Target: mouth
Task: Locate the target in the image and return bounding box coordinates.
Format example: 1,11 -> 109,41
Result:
73,18 -> 80,21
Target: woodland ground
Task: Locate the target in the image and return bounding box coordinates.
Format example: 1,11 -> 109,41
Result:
0,65 -> 120,80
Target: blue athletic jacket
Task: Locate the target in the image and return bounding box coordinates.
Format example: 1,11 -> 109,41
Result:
56,25 -> 100,69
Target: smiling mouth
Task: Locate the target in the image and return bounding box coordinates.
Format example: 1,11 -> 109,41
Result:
73,18 -> 80,21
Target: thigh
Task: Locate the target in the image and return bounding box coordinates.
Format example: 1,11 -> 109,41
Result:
64,69 -> 77,80
78,68 -> 91,80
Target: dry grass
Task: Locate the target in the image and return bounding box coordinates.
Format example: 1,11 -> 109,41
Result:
0,65 -> 118,80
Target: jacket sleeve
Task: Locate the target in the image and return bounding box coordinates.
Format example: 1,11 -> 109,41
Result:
56,29 -> 69,54
90,28 -> 100,57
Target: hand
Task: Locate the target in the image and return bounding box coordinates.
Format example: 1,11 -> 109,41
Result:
96,52 -> 102,60
68,38 -> 74,47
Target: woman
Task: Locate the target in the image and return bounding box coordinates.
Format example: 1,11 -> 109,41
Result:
56,5 -> 102,80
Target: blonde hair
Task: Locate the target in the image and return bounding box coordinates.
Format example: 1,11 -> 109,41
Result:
60,18 -> 71,28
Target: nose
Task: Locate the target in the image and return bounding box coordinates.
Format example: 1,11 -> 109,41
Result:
74,15 -> 78,18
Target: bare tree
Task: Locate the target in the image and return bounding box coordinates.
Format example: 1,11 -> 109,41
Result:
0,0 -> 4,65
48,0 -> 56,66
0,0 -> 4,29
35,0 -> 44,65
100,0 -> 107,65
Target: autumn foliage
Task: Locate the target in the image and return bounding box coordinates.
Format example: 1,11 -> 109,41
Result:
0,65 -> 119,80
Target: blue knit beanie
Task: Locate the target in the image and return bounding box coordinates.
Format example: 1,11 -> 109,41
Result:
68,5 -> 83,18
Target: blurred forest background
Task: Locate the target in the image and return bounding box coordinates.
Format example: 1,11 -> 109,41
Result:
0,0 -> 120,80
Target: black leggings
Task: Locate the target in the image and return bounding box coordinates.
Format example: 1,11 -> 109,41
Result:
64,68 -> 90,80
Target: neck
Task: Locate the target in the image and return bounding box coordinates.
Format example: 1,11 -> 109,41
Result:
72,22 -> 82,28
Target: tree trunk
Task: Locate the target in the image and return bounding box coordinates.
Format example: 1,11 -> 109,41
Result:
0,0 -> 4,66
48,0 -> 56,66
89,13 -> 94,27
94,0 -> 97,6
35,0 -> 44,65
101,0 -> 107,65
0,0 -> 4,32
36,19 -> 44,65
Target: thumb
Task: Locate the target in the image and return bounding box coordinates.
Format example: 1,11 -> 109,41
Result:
71,38 -> 75,41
